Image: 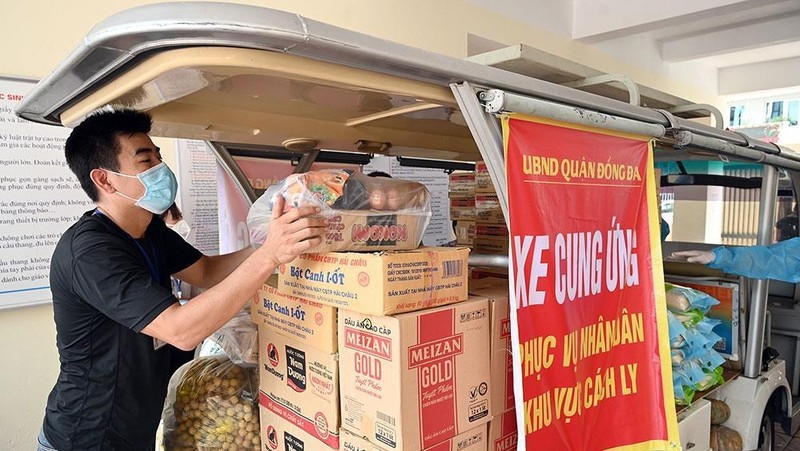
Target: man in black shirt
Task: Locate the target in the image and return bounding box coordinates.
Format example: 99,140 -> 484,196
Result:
38,109 -> 325,450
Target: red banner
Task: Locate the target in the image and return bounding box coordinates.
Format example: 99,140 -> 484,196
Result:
504,115 -> 678,450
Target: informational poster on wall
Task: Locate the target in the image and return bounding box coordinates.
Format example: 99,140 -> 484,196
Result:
504,114 -> 679,450
364,155 -> 456,246
175,139 -> 220,255
0,76 -> 90,309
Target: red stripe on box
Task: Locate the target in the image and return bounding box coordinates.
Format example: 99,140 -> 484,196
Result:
258,392 -> 339,449
417,308 -> 458,448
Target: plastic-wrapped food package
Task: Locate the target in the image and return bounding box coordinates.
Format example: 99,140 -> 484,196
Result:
202,310 -> 258,367
163,356 -> 260,450
247,169 -> 431,252
665,283 -> 727,405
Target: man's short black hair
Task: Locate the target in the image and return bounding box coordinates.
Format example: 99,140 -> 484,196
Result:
64,108 -> 153,201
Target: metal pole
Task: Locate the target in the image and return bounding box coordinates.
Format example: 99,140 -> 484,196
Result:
293,149 -> 320,174
208,141 -> 258,204
561,74 -> 641,106
481,90 -> 666,139
744,166 -> 778,378
469,253 -> 509,268
450,82 -> 510,226
673,130 -> 800,171
668,104 -> 724,130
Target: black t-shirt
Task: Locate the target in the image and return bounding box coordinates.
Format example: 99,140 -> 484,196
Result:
43,210 -> 202,450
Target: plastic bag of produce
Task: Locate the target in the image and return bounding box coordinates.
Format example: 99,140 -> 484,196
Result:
665,283 -> 720,313
667,310 -> 687,348
163,356 -> 260,450
247,169 -> 432,252
673,371 -> 696,405
203,310 -> 258,367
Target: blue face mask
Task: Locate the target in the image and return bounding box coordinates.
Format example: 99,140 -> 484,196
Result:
108,162 -> 178,214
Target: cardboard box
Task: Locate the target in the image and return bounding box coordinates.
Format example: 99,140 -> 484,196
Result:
475,195 -> 500,210
252,277 -> 338,353
488,409 -> 518,451
451,208 -> 477,221
341,424 -> 488,451
455,220 -> 476,246
469,267 -> 509,280
258,326 -> 339,446
314,210 -> 427,253
470,284 -> 515,414
450,197 -> 476,209
475,237 -> 508,255
339,297 -> 492,450
449,172 -> 476,185
278,247 -> 469,315
475,224 -> 507,238
259,404 -> 339,450
475,162 -> 496,194
449,172 -> 476,197
475,208 -> 505,224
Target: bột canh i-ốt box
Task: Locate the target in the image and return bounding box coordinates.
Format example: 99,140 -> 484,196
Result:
339,297 -> 491,450
258,325 -> 338,448
470,283 -> 515,415
488,409 -> 518,451
259,404 -> 338,451
278,247 -> 469,315
251,276 -> 338,353
340,424 -> 488,451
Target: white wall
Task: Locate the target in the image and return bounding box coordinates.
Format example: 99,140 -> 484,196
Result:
0,0 -> 722,447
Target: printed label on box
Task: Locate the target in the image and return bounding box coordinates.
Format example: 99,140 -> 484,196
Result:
278,247 -> 469,315
259,326 -> 339,445
252,278 -> 338,353
260,404 -> 340,451
339,297 -> 491,450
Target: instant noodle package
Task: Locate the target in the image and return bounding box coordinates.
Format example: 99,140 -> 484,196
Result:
248,169 -> 431,253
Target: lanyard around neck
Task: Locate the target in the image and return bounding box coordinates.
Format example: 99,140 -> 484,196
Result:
94,208 -> 161,283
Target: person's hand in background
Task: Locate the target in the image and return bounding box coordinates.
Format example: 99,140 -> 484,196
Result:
670,250 -> 715,264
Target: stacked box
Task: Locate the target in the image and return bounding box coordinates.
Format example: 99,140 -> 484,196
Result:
488,409 -> 518,451
251,276 -> 337,353
475,162 -> 496,195
277,247 -> 469,315
450,197 -> 476,221
259,405 -> 338,451
338,297 -> 492,451
341,425 -> 488,451
449,172 -> 476,223
473,162 -> 507,256
468,280 -> 515,415
454,220 -> 476,246
258,326 -> 339,449
449,172 -> 476,197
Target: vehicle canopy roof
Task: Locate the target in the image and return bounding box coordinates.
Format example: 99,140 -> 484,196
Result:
15,2 -> 800,169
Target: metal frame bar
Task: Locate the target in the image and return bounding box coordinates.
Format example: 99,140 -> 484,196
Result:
481,89 -> 666,138
292,149 -> 320,174
561,73 -> 641,106
745,165 -> 779,378
451,82 -> 509,225
208,142 -> 257,204
668,103 -> 724,130
15,2 -> 799,168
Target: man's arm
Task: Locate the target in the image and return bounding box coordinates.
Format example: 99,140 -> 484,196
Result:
143,199 -> 325,350
175,247 -> 256,290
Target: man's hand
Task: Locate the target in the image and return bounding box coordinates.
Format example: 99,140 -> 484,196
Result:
260,196 -> 327,266
670,250 -> 715,264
